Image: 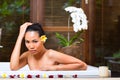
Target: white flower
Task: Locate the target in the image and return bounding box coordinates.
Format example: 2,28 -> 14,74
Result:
65,6 -> 88,32
65,6 -> 78,13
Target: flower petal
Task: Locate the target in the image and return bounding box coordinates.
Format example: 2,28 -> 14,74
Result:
65,6 -> 88,32
40,35 -> 47,42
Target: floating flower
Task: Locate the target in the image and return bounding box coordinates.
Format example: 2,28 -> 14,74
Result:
58,74 -> 63,78
72,74 -> 77,78
1,73 -> 7,78
9,75 -> 15,78
49,75 -> 54,78
43,74 -> 47,78
27,74 -> 32,78
36,74 -> 40,78
20,73 -> 25,78
40,35 -> 47,42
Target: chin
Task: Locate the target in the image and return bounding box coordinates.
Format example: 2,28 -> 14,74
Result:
29,50 -> 38,55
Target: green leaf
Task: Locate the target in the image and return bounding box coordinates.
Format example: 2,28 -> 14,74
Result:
113,50 -> 120,58
0,2 -> 10,16
59,41 -> 67,47
79,38 -> 84,43
55,30 -> 84,47
69,30 -> 83,45
55,32 -> 68,47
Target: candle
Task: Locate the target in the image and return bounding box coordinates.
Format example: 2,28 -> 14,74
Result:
99,66 -> 109,77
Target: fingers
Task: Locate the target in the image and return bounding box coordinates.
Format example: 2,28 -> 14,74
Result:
25,22 -> 32,26
20,22 -> 32,29
20,22 -> 32,31
19,22 -> 33,37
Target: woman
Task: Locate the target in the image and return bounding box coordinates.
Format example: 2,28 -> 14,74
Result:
10,22 -> 87,71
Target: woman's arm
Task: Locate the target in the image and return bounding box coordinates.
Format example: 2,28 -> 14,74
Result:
10,22 -> 32,70
49,50 -> 87,70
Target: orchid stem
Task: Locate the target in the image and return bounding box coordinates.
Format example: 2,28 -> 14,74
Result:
68,16 -> 71,42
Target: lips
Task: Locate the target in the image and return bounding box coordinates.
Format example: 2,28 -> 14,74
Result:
29,50 -> 37,53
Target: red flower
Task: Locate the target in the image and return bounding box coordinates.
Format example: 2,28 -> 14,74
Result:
27,74 -> 32,78
10,75 -> 15,78
17,75 -> 20,78
72,74 -> 77,78
58,74 -> 63,78
36,74 -> 40,78
49,75 -> 54,78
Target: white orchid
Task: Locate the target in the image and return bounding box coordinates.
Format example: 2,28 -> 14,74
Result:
65,6 -> 88,32
56,6 -> 87,47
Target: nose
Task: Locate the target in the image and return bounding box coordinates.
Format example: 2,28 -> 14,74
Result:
29,43 -> 35,50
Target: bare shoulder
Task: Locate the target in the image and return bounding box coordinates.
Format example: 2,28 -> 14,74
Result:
20,51 -> 29,58
46,49 -> 62,58
47,49 -> 59,53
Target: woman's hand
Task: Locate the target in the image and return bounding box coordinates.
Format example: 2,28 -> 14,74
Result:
19,22 -> 32,38
10,22 -> 32,70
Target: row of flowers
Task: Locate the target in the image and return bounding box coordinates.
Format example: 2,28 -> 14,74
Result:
1,73 -> 78,78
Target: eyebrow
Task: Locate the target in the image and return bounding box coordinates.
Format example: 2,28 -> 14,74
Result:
25,39 -> 38,41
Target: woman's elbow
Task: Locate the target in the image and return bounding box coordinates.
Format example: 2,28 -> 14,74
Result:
82,63 -> 87,70
10,66 -> 18,71
10,64 -> 19,71
78,62 -> 87,70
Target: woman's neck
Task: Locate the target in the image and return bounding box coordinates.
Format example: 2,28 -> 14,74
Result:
34,46 -> 48,60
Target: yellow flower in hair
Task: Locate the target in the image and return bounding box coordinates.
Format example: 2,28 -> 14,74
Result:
40,35 -> 47,42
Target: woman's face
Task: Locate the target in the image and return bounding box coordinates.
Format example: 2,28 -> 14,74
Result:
25,31 -> 43,54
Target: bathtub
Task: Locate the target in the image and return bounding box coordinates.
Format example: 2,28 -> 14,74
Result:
0,62 -> 102,78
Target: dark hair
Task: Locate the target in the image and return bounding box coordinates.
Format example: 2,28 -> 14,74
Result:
26,23 -> 45,36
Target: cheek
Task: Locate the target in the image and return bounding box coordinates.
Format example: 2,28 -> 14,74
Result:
36,42 -> 42,49
36,43 -> 40,48
25,43 -> 29,49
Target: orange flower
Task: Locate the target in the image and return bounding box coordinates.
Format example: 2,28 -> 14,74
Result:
40,35 -> 47,42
